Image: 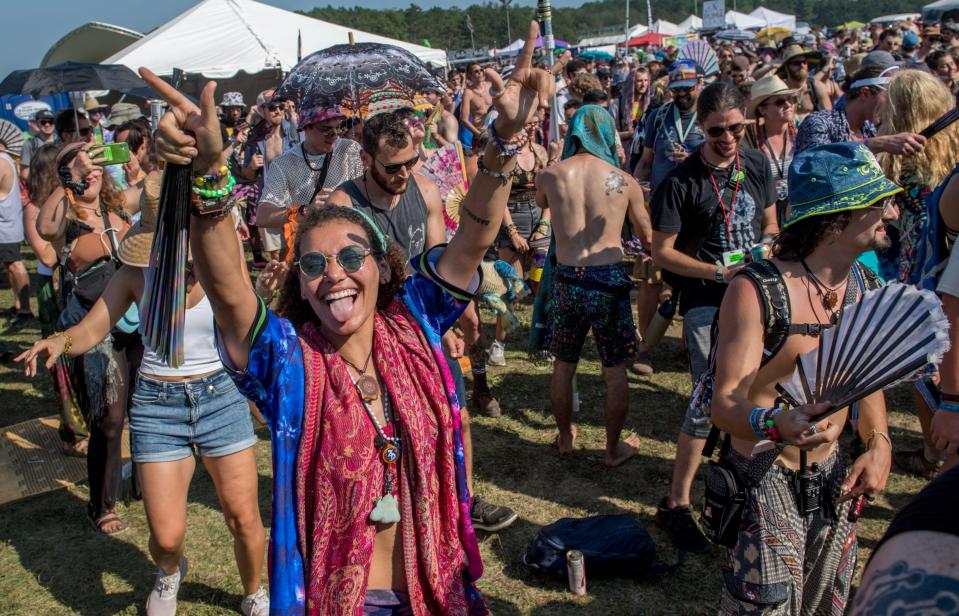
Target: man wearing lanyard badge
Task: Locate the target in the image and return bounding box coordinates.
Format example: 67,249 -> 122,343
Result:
632,60 -> 706,376
649,82 -> 779,552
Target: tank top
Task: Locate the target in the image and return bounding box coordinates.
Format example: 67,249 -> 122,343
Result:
139,294 -> 222,377
0,153 -> 23,244
341,177 -> 429,261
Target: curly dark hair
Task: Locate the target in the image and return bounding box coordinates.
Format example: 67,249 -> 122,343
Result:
276,206 -> 408,329
773,211 -> 853,261
361,111 -> 411,157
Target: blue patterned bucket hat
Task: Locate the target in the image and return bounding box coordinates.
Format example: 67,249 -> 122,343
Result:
783,142 -> 902,228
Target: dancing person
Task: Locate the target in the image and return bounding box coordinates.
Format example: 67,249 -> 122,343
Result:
747,74 -> 798,225
537,104 -> 650,467
651,82 -> 778,553
710,143 -> 897,613
18,176 -> 269,616
632,60 -> 706,376
138,22 -> 552,612
458,62 -> 493,152
23,143 -> 87,455
36,142 -> 141,535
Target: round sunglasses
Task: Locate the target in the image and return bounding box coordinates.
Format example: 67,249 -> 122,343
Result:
296,245 -> 372,279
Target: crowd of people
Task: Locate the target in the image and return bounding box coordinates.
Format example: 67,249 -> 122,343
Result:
2,15 -> 959,616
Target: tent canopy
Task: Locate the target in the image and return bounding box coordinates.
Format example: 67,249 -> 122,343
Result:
748,7 -> 796,30
678,15 -> 703,32
104,0 -> 446,78
652,20 -> 684,35
42,22 -> 143,68
627,32 -> 669,47
576,34 -> 628,48
725,10 -> 766,30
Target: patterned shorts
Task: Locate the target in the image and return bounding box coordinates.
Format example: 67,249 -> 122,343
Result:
547,263 -> 636,367
719,449 -> 857,615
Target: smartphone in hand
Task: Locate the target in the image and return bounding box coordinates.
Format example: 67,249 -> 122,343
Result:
94,142 -> 131,166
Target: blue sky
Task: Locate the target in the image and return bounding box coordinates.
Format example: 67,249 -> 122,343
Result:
2,0 -> 577,82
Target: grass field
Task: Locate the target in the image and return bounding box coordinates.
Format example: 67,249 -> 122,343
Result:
0,252 -> 931,615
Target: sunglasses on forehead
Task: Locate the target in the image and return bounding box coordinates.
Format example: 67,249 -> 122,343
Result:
296,245 -> 372,279
705,123 -> 746,138
376,155 -> 419,175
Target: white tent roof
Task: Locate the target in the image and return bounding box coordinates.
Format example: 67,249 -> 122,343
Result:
870,13 -> 921,23
104,0 -> 446,78
43,22 -> 144,67
628,23 -> 650,38
652,20 -> 684,35
576,34 -> 628,48
678,15 -> 703,32
748,7 -> 796,30
725,10 -> 766,30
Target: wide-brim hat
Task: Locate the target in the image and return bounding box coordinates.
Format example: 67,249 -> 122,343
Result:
106,102 -> 144,128
118,172 -> 162,267
783,142 -> 902,228
779,43 -> 821,68
747,74 -> 797,118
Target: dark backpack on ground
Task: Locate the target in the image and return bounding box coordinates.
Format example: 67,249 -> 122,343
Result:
523,515 -> 663,579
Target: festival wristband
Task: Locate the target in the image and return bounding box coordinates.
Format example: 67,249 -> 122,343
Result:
938,402 -> 959,413
191,192 -> 234,219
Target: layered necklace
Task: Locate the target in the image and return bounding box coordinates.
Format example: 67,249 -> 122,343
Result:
801,260 -> 846,318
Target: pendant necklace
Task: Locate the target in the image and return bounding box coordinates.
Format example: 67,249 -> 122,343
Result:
350,371 -> 402,524
341,351 -> 380,402
801,260 -> 844,315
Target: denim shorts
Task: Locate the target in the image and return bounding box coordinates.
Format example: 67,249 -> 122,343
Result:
681,306 -> 718,439
129,370 -> 257,463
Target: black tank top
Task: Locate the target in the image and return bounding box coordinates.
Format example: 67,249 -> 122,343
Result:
341,177 -> 428,261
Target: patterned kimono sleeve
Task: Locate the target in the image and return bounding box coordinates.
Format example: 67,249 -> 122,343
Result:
402,245 -> 483,336
217,295 -> 303,427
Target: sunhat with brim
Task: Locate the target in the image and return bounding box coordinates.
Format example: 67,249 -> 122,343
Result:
106,102 -> 144,128
783,142 -> 902,228
779,44 -> 821,68
747,74 -> 797,118
118,173 -> 162,267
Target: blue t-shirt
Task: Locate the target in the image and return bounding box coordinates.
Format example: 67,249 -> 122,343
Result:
642,102 -> 705,190
220,246 -> 478,615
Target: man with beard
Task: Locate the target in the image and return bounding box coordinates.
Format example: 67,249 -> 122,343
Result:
650,82 -> 778,552
328,110 -> 519,533
795,53 -> 926,156
458,62 -> 493,152
632,60 -> 705,376
778,43 -> 832,122
710,142 -> 895,613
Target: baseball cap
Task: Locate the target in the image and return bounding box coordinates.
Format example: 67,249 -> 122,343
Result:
668,59 -> 704,89
861,50 -> 900,70
902,31 -> 920,50
596,66 -> 612,78
34,109 -> 55,122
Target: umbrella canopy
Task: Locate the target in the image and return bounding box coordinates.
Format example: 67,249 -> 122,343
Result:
756,27 -> 793,45
577,50 -> 614,62
275,42 -> 444,112
841,20 -> 866,29
627,33 -> 669,47
0,62 -> 156,98
715,29 -> 757,42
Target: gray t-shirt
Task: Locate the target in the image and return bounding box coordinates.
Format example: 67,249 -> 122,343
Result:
20,134 -> 59,169
341,178 -> 429,261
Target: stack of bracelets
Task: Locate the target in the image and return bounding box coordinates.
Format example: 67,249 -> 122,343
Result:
940,392 -> 959,414
477,123 -> 527,184
749,405 -> 785,442
534,219 -> 551,236
192,165 -> 237,219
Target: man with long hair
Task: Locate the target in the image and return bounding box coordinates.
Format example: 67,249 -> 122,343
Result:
710,142 -> 896,613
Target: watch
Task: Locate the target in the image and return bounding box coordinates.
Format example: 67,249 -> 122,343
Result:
714,263 -> 725,283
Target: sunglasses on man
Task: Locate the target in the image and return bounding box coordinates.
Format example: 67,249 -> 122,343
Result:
375,155 -> 419,175
309,122 -> 348,137
267,103 -> 285,112
38,119 -> 54,127
296,245 -> 373,279
705,123 -> 746,138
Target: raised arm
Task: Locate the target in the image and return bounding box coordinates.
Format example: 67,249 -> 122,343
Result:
140,68 -> 258,371
437,22 -> 554,290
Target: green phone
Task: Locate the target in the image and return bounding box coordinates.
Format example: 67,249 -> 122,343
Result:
94,142 -> 131,166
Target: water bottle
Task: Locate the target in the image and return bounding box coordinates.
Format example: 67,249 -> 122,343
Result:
644,296 -> 677,349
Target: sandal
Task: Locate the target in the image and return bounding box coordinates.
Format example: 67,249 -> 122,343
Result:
89,510 -> 128,535
62,438 -> 89,458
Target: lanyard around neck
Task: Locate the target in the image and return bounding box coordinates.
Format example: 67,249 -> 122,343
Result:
706,151 -> 741,242
671,104 -> 697,146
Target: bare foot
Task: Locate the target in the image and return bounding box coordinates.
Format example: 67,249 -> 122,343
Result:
554,426 -> 577,455
604,433 -> 641,467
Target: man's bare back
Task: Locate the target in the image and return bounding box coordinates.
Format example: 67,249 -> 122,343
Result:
536,152 -> 649,267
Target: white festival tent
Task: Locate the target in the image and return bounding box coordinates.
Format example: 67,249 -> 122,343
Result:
651,20 -> 685,35
104,0 -> 447,78
748,7 -> 797,30
678,15 -> 704,32
725,10 -> 766,30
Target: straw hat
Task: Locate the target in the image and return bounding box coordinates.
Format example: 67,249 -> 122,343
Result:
779,43 -> 821,68
747,74 -> 798,118
84,97 -> 108,113
118,172 -> 162,267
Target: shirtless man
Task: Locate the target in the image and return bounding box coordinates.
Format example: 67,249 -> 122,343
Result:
710,142 -> 894,613
778,44 -> 832,122
536,105 -> 651,467
458,63 -> 493,151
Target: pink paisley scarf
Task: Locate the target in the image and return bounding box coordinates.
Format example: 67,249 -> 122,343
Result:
295,300 -> 474,615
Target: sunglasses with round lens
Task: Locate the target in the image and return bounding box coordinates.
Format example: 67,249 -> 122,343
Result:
296,245 -> 372,279
310,123 -> 347,137
377,156 -> 419,175
705,123 -> 746,138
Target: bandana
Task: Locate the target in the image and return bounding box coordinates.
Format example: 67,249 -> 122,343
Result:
562,104 -> 618,167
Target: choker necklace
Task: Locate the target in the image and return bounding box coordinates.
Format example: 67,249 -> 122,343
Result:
801,260 -> 844,312
340,350 -> 379,402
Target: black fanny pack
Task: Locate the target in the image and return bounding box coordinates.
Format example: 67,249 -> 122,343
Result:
701,432 -> 748,548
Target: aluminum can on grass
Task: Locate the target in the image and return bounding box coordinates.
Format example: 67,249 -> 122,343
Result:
566,549 -> 586,595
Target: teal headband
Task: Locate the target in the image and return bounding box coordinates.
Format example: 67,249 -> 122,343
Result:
349,207 -> 388,254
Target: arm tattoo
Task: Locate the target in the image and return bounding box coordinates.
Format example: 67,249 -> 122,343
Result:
462,204 -> 490,226
605,171 -> 628,195
853,560 -> 959,615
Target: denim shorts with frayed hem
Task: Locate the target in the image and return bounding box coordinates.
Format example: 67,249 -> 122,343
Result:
130,370 -> 257,463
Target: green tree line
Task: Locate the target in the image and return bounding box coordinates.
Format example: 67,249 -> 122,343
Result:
302,0 -> 928,51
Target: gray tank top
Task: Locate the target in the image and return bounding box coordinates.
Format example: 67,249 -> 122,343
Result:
342,177 -> 428,260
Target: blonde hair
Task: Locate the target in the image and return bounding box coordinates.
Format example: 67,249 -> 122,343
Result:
878,69 -> 959,187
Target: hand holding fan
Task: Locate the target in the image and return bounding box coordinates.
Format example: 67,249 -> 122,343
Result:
776,283 -> 950,422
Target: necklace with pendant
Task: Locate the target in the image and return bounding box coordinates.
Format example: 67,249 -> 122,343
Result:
801,260 -> 845,316
350,371 -> 402,524
341,351 -> 379,402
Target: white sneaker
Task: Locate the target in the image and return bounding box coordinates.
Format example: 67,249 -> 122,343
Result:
146,556 -> 187,616
488,340 -> 507,366
241,587 -> 270,616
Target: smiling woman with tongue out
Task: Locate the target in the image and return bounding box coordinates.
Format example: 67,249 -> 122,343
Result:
140,21 -> 553,616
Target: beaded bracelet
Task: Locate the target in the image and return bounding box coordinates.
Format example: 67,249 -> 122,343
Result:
489,122 -> 528,159
506,223 -> 519,236
192,173 -> 236,199
939,402 -> 959,413
477,156 -> 512,186
193,165 -> 230,188
750,406 -> 785,442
